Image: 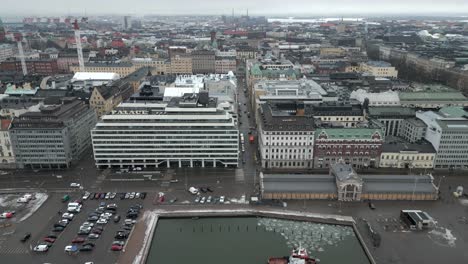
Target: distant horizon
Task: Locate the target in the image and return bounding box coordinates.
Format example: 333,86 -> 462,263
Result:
1,12 -> 468,21
1,0 -> 468,19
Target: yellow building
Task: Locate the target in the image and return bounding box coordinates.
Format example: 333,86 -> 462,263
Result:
132,58 -> 167,75
70,62 -> 137,77
169,54 -> 192,74
360,61 -> 398,78
319,47 -> 345,58
89,80 -> 133,117
379,139 -> 436,169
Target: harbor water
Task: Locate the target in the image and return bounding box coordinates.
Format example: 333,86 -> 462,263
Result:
146,217 -> 370,264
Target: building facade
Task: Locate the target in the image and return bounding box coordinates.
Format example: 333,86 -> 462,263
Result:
10,98 -> 97,169
360,61 -> 398,78
368,106 -> 415,136
398,118 -> 427,143
0,119 -> 15,168
169,54 -> 192,75
70,62 -> 137,77
258,103 -> 315,169
0,44 -> 14,62
379,139 -> 436,169
192,50 -> 215,74
215,50 -> 237,74
261,162 -> 438,201
89,80 -> 133,117
314,127 -> 384,169
91,92 -> 239,169
0,59 -> 59,75
417,107 -> 468,170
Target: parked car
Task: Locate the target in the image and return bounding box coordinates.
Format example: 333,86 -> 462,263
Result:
195,196 -> 200,203
368,201 -> 376,210
220,196 -> 225,203
61,195 -> 70,202
71,237 -> 86,243
99,193 -> 106,199
206,196 -> 212,203
97,218 -> 108,225
53,226 -> 65,232
113,215 -> 121,223
112,240 -> 125,246
135,192 -> 141,199
111,244 -> 123,251
70,183 -> 81,188
200,197 -> 206,204
20,233 -> 31,242
140,192 -> 147,199
94,193 -> 101,199
80,245 -> 94,251
124,193 -> 130,199
120,193 -> 126,200
62,213 -> 74,220
33,244 -> 49,252
46,234 -> 57,239
88,215 -> 99,222
129,192 -> 136,199
207,187 -> 213,192
88,233 -> 100,239
43,237 -> 56,243
188,187 -> 199,195
82,191 -> 91,200
110,192 -> 116,199
91,229 -> 103,235
64,245 -> 78,253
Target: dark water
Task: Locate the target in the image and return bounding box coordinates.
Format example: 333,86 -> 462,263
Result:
146,217 -> 370,264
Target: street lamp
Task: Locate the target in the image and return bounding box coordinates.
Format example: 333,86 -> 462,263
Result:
437,175 -> 446,193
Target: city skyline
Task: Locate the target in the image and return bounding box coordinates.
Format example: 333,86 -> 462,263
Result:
1,0 -> 468,16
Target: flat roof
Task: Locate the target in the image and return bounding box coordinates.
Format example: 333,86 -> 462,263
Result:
262,174 -> 336,193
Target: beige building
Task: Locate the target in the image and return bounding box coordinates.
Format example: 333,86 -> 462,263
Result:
379,140 -> 436,169
89,80 -> 133,117
132,58 -> 167,75
169,54 -> 192,75
319,47 -> 345,58
70,62 -> 137,77
361,61 -> 398,78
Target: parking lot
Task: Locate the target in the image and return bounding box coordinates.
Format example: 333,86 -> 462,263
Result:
0,190 -> 154,264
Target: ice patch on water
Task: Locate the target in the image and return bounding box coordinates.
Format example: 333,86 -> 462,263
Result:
428,227 -> 457,247
258,218 -> 354,255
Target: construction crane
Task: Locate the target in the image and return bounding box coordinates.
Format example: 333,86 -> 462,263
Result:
73,19 -> 85,72
14,33 -> 28,76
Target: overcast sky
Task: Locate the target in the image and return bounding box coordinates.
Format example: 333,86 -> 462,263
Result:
1,0 -> 467,16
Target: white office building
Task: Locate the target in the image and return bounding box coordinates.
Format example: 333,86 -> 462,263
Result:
91,92 -> 239,169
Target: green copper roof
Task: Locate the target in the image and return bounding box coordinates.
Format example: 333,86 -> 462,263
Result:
399,91 -> 467,101
315,128 -> 383,140
439,106 -> 468,118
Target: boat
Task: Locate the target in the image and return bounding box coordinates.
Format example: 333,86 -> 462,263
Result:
268,246 -> 319,264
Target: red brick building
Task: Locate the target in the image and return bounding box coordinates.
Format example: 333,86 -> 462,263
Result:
0,59 -> 59,75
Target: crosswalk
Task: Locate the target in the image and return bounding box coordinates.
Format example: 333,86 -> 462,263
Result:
0,239 -> 29,254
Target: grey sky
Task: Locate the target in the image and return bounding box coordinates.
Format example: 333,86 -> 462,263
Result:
1,0 -> 467,16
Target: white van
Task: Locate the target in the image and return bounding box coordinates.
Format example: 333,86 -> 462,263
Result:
67,202 -> 82,213
17,197 -> 29,203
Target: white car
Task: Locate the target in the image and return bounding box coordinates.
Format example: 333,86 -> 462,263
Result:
17,197 -> 29,203
70,183 -> 81,188
97,218 -> 108,225
219,196 -> 225,203
62,213 -> 74,220
200,197 -> 206,204
64,245 -> 77,252
188,187 -> 199,195
81,222 -> 94,227
82,192 -> 91,200
33,244 -> 49,252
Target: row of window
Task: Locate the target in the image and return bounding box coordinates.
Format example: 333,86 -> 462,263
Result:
381,155 -> 434,161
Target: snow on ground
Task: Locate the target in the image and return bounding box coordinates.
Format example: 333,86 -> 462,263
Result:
428,227 -> 457,247
19,193 -> 48,222
133,211 -> 158,264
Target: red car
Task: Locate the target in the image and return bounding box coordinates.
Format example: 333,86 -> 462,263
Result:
71,237 -> 85,243
111,244 -> 123,251
43,237 -> 56,243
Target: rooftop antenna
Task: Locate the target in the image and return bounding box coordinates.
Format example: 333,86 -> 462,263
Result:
247,8 -> 249,17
